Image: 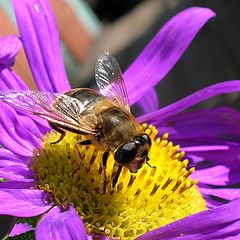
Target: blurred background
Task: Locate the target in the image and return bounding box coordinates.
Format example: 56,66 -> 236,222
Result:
0,0 -> 239,110
0,1 -> 239,238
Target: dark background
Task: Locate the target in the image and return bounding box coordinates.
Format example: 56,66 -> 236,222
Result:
1,1 -> 240,238
87,0 -> 240,110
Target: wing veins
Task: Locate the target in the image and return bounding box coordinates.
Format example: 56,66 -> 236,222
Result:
95,51 -> 131,112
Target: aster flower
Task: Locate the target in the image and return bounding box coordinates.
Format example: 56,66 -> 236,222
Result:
0,0 -> 240,239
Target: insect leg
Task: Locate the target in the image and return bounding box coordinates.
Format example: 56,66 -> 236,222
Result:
78,140 -> 92,145
112,165 -> 123,188
146,156 -> 156,169
102,151 -> 109,193
74,140 -> 92,160
71,140 -> 93,178
48,122 -> 66,145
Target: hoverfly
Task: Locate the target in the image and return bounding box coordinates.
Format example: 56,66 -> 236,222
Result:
0,52 -> 152,189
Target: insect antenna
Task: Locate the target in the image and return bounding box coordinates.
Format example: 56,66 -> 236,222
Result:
146,156 -> 156,169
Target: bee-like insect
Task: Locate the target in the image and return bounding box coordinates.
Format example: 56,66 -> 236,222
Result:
0,52 -> 153,189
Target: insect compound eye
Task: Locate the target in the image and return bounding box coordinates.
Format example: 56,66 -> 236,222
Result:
141,134 -> 152,146
114,141 -> 137,165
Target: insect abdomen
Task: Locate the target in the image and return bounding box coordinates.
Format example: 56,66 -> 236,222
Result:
97,107 -> 137,150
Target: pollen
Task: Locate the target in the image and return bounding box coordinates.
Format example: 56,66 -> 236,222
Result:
32,125 -> 206,239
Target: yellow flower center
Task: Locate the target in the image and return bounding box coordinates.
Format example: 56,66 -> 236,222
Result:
32,124 -> 206,239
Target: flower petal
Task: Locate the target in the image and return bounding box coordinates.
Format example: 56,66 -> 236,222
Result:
0,36 -> 22,68
11,0 -> 70,92
203,194 -> 224,209
0,68 -> 28,91
9,223 -> 33,237
200,187 -> 240,201
0,165 -> 34,181
192,164 -> 240,186
156,107 -> 240,140
0,122 -> 33,157
0,189 -> 53,217
0,160 -> 27,168
138,81 -> 240,123
0,181 -> 35,189
36,205 -> 88,240
124,7 -> 215,105
0,102 -> 43,157
136,88 -> 159,115
0,68 -> 50,134
0,148 -> 25,163
138,80 -> 240,124
148,107 -> 240,168
137,199 -> 240,240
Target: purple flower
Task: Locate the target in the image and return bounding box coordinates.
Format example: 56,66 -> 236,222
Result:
0,0 -> 240,239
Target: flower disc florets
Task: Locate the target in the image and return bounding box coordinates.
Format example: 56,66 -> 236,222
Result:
32,124 -> 206,239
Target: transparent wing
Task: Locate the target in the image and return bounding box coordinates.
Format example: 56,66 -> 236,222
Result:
95,51 -> 131,112
0,90 -> 97,134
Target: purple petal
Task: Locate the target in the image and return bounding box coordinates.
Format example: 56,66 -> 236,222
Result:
192,164 -> 240,186
136,88 -> 159,115
0,160 -> 27,168
138,80 -> 240,123
182,143 -> 240,166
0,148 -> 26,163
0,36 -> 22,68
124,7 -> 215,105
156,107 -> 240,140
0,153 -> 29,166
0,165 -> 34,181
15,115 -> 44,141
0,68 -> 47,134
0,68 -> 28,90
200,187 -> 240,201
11,0 -> 71,92
0,68 -> 50,134
0,123 -> 33,157
0,102 -> 42,156
0,181 -> 35,189
36,205 -> 88,240
9,223 -> 33,237
17,112 -> 50,138
148,107 -> 240,168
202,194 -> 224,209
0,189 -> 53,217
137,199 -> 240,240
0,149 -> 30,170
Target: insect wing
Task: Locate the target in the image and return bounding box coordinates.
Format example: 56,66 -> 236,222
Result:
95,51 -> 131,112
0,90 -> 97,134
0,90 -> 56,115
